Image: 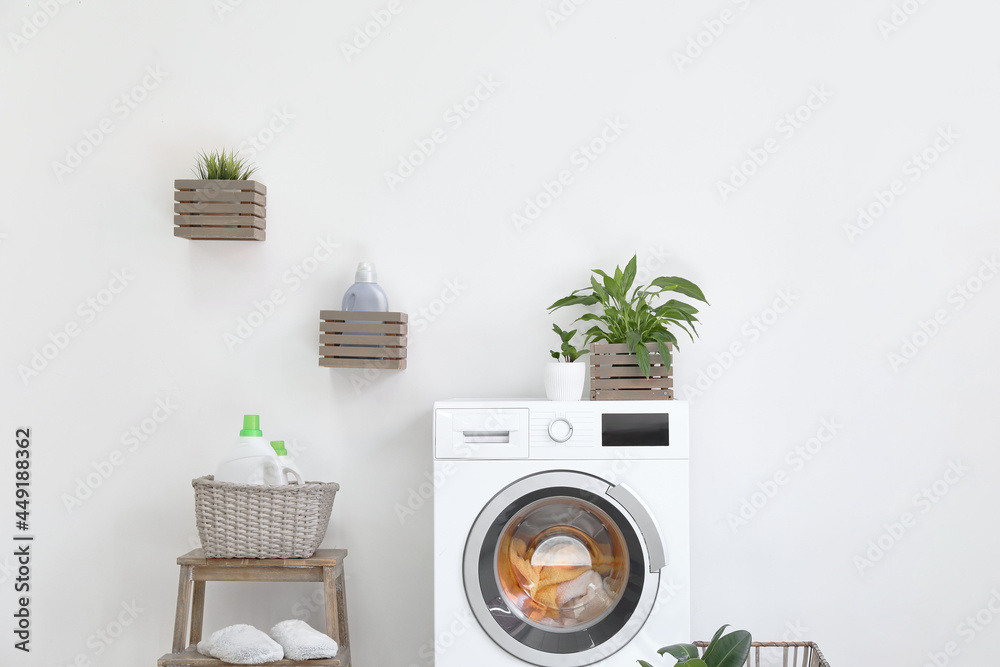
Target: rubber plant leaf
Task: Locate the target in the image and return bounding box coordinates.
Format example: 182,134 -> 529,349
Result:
701,624 -> 730,662
703,630 -> 751,667
657,643 -> 701,660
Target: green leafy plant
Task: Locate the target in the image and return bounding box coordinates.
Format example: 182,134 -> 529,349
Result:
193,148 -> 257,180
550,324 -> 588,362
548,255 -> 708,378
640,624 -> 751,667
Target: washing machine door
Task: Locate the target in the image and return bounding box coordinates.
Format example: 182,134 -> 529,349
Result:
463,470 -> 665,667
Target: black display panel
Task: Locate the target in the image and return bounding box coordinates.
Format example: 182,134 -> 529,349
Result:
601,413 -> 669,447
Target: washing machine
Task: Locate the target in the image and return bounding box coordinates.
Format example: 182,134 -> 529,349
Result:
433,400 -> 690,667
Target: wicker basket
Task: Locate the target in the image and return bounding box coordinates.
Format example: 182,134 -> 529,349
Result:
192,476 -> 339,559
694,641 -> 830,667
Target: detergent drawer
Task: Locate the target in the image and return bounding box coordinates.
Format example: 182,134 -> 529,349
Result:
435,408 -> 529,459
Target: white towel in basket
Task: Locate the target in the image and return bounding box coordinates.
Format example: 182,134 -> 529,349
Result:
270,619 -> 339,660
197,624 -> 283,664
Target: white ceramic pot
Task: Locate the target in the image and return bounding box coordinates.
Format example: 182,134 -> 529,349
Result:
544,361 -> 587,401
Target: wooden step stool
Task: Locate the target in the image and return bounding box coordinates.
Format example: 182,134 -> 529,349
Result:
157,549 -> 351,667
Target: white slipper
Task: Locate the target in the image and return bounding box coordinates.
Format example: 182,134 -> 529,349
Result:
270,619 -> 339,660
197,624 -> 283,664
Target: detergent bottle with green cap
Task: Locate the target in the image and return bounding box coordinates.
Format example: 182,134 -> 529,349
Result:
215,415 -> 296,485
270,441 -> 304,485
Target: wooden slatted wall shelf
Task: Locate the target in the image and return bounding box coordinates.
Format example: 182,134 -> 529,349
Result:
174,179 -> 266,241
589,342 -> 674,400
319,311 -> 408,370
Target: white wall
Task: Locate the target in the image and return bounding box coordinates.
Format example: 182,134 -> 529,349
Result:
2,0 -> 999,665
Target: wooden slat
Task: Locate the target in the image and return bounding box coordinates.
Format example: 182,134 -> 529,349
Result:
320,310 -> 408,323
174,179 -> 266,195
592,388 -> 673,400
174,190 -> 266,206
591,377 -> 673,389
158,645 -> 346,667
320,346 -> 406,360
174,227 -> 265,241
590,354 -> 669,367
320,321 -> 407,335
192,566 -> 323,582
178,548 -> 346,567
174,202 -> 265,216
175,215 -> 265,229
319,357 -> 406,370
591,365 -> 670,378
320,333 -> 407,346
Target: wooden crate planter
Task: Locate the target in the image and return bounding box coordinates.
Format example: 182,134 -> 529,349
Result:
174,179 -> 266,241
319,311 -> 407,370
589,342 -> 674,400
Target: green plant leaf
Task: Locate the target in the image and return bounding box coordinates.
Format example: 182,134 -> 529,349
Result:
683,660 -> 708,667
550,350 -> 560,360
702,624 -> 730,660
655,341 -> 672,371
658,643 -> 701,660
625,330 -> 642,353
702,630 -> 751,667
622,254 -> 638,294
637,661 -> 656,667
649,276 -> 708,303
635,341 -> 651,378
549,294 -> 598,311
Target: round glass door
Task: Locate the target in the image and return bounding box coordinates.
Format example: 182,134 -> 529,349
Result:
497,497 -> 629,629
463,471 -> 662,667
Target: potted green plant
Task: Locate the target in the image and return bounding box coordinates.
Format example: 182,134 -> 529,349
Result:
544,324 -> 589,401
548,255 -> 707,400
640,624 -> 751,667
174,149 -> 266,241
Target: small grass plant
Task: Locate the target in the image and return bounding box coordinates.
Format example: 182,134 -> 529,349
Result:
193,149 -> 257,180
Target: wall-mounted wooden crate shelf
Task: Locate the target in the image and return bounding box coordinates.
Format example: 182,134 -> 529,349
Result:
589,342 -> 674,400
319,311 -> 407,370
174,179 -> 266,241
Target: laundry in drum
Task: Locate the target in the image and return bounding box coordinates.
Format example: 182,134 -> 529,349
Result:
497,497 -> 628,627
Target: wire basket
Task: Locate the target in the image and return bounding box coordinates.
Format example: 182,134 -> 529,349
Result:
193,475 -> 339,559
694,641 -> 831,667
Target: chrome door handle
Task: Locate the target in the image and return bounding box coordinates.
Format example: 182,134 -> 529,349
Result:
608,482 -> 667,572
